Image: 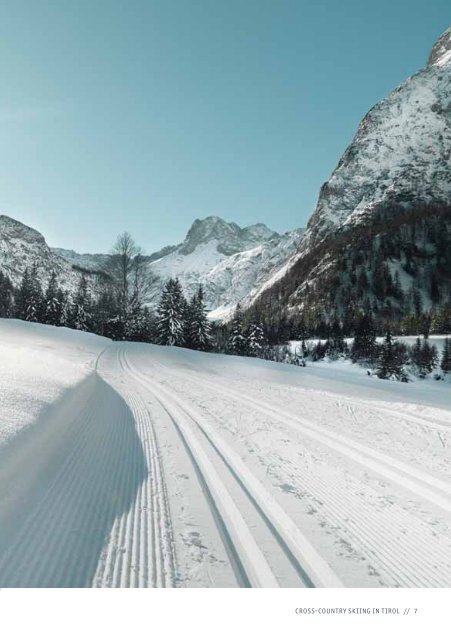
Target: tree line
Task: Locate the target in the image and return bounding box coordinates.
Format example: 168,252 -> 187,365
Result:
305,314 -> 451,381
0,230 -> 449,381
0,232 -> 211,350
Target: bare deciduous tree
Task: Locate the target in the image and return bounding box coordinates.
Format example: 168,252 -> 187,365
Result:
107,232 -> 157,324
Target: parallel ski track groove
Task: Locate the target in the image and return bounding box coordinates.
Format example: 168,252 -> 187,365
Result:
94,347 -> 176,588
137,360 -> 451,587
122,350 -> 342,588
154,364 -> 451,514
119,350 -> 281,588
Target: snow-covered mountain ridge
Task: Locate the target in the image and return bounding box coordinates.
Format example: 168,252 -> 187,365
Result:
144,217 -> 303,319
253,27 -> 451,326
1,212 -> 303,319
0,214 -> 98,294
306,28 -> 450,242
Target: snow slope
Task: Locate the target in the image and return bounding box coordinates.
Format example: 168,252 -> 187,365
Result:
251,27 -> 451,320
144,216 -> 303,320
52,215 -> 303,320
1,320 -> 451,587
0,320 -> 109,448
0,215 -> 82,292
306,27 -> 451,238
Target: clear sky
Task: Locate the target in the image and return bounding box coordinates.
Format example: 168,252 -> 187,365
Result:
0,1 -> 448,253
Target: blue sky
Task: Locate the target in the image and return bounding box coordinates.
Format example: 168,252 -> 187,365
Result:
0,1 -> 448,253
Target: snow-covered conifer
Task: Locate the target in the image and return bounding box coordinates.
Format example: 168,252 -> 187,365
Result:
70,274 -> 92,332
156,278 -> 186,346
246,317 -> 266,357
227,304 -> 247,355
44,272 -> 62,326
441,337 -> 451,375
186,285 -> 211,351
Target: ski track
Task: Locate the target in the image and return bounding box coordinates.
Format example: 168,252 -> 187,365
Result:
121,349 -> 342,588
2,339 -> 451,588
0,348 -> 176,588
128,356 -> 451,588
151,362 -> 451,515
93,347 -> 176,588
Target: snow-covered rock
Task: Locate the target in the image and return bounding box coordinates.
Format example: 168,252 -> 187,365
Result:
306,27 -> 451,242
144,216 -> 303,319
51,247 -> 111,272
0,214 -> 87,293
253,27 -> 451,321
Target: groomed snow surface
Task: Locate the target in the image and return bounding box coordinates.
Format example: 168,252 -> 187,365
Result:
0,320 -> 450,588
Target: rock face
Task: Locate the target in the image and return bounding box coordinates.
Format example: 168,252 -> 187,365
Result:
307,29 -> 450,242
253,28 -> 451,326
50,215 -> 302,319
428,26 -> 451,66
51,248 -> 111,272
144,216 -> 303,319
179,216 -> 277,257
0,215 -> 84,292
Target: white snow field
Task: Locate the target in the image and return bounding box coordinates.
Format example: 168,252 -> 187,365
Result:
1,320 -> 451,588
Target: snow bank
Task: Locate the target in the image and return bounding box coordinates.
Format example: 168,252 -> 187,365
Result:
0,319 -> 109,448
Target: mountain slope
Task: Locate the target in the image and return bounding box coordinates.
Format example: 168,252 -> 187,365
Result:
144,216 -> 303,319
252,28 -> 451,331
0,215 -> 95,293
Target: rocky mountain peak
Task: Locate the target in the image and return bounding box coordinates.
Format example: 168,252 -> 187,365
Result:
250,28 -> 451,328
428,27 -> 451,67
0,214 -> 46,245
303,29 -> 451,246
180,216 -> 277,256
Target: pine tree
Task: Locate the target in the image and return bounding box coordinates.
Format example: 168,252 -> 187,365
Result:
58,290 -> 70,328
70,274 -> 92,332
246,318 -> 266,357
441,337 -> 451,375
0,270 -> 14,318
410,337 -> 422,372
227,304 -> 247,355
156,278 -> 186,346
420,339 -> 438,376
14,268 -> 31,319
410,338 -> 438,378
351,314 -> 377,363
43,272 -> 62,326
377,330 -> 408,381
16,265 -> 44,323
185,285 -> 211,351
124,298 -> 149,342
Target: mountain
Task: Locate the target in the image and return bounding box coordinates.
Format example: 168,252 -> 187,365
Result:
252,27 -> 451,332
49,215 -> 303,320
144,216 -> 303,319
51,248 -> 111,272
52,243 -> 179,271
0,214 -> 104,293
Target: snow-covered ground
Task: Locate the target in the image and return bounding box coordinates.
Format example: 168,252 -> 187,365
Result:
0,320 -> 109,448
1,320 -> 451,587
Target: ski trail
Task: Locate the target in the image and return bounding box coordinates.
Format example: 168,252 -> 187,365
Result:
0,373 -> 147,587
152,363 -> 451,515
0,346 -> 178,588
130,356 -> 451,587
122,350 -> 343,588
118,349 -> 280,588
93,347 -> 176,588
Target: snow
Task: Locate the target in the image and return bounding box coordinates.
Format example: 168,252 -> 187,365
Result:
0,215 -> 84,293
145,224 -> 303,320
0,319 -> 109,448
1,320 -> 451,587
281,31 -> 451,317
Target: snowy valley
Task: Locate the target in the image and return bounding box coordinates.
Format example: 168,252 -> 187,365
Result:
1,319 -> 451,588
0,26 -> 450,592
